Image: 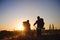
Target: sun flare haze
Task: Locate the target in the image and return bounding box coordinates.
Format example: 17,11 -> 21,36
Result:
15,25 -> 24,31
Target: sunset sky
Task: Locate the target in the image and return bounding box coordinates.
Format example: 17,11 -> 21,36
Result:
0,0 -> 60,31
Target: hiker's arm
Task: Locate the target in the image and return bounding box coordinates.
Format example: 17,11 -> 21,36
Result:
33,21 -> 37,26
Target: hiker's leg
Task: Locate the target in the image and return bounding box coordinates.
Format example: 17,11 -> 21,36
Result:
37,29 -> 40,37
39,29 -> 41,36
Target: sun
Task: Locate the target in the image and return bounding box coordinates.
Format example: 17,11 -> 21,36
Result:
15,25 -> 24,31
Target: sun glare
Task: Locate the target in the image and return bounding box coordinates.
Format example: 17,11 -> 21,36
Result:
16,25 -> 24,31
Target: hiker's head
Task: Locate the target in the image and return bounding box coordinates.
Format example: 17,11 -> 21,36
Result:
37,16 -> 40,20
27,20 -> 29,23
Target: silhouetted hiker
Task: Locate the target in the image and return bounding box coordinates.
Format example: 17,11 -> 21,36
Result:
26,20 -> 31,31
33,16 -> 45,37
23,20 -> 31,35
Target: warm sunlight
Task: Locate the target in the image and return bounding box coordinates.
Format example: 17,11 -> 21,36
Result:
15,25 -> 24,31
